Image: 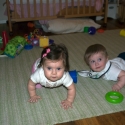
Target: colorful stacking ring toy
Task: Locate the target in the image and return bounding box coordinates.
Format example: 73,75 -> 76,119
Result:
105,91 -> 124,104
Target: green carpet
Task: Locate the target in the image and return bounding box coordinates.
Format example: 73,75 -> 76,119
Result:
0,29 -> 125,125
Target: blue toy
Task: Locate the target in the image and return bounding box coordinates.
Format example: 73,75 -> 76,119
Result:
88,27 -> 96,35
69,70 -> 77,83
24,44 -> 33,50
49,39 -> 54,44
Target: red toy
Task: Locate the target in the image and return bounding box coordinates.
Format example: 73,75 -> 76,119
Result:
27,22 -> 34,28
97,29 -> 104,33
1,31 -> 9,51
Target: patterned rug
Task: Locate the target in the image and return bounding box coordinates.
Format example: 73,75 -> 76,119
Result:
0,29 -> 125,125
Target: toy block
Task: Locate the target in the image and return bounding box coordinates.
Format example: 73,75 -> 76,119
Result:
39,36 -> 49,48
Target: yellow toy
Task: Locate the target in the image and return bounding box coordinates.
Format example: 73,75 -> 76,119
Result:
39,36 -> 49,48
120,29 -> 125,37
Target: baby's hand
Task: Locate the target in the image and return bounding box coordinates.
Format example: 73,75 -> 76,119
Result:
61,100 -> 73,110
28,95 -> 41,103
112,84 -> 121,91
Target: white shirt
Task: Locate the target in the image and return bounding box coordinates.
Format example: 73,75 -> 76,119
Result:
103,57 -> 125,81
78,57 -> 125,81
31,58 -> 73,88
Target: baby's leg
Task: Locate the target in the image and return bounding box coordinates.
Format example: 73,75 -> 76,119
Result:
118,52 -> 125,60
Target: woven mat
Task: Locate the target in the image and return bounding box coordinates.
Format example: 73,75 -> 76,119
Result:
0,29 -> 125,125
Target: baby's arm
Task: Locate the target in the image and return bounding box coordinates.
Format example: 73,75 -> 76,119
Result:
112,70 -> 125,91
28,79 -> 41,103
61,83 -> 76,109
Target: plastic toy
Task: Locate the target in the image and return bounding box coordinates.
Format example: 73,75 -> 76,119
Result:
97,29 -> 104,33
27,22 -> 34,28
32,38 -> 39,46
24,34 -> 39,46
24,29 -> 43,46
24,44 -> 33,50
33,28 -> 42,36
88,27 -> 96,35
84,27 -> 89,33
39,36 -> 49,48
0,36 -> 2,43
1,31 -> 9,51
105,91 -> 124,104
49,39 -> 54,44
69,70 -> 77,83
4,36 -> 26,58
0,49 -> 3,54
120,29 -> 125,37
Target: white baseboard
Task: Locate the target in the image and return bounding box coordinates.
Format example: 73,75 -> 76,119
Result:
0,20 -> 7,24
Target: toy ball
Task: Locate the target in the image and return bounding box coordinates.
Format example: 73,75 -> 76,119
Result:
88,27 -> 96,35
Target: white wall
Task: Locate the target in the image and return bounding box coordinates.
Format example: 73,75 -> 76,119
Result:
0,0 -> 8,24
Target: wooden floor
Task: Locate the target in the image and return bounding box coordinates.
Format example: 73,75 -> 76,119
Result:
0,18 -> 125,125
56,111 -> 125,125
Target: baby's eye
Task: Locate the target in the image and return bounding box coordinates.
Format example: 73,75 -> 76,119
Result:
47,67 -> 51,70
90,60 -> 95,64
57,68 -> 61,70
98,58 -> 102,62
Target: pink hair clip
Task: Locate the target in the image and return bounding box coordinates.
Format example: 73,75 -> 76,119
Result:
42,48 -> 50,58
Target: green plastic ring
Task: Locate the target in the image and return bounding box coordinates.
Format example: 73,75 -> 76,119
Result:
105,91 -> 124,104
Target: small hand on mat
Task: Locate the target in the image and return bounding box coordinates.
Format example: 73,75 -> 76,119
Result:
61,100 -> 72,110
28,95 -> 41,103
112,83 -> 122,91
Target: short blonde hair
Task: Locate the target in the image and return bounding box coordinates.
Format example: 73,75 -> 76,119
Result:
84,44 -> 108,65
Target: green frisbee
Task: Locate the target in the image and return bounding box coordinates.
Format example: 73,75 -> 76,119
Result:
105,91 -> 124,104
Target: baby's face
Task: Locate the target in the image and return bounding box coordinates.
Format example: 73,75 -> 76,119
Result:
43,59 -> 65,82
88,52 -> 108,72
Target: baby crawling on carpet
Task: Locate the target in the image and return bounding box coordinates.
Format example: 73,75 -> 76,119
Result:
78,44 -> 125,91
27,43 -> 76,110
